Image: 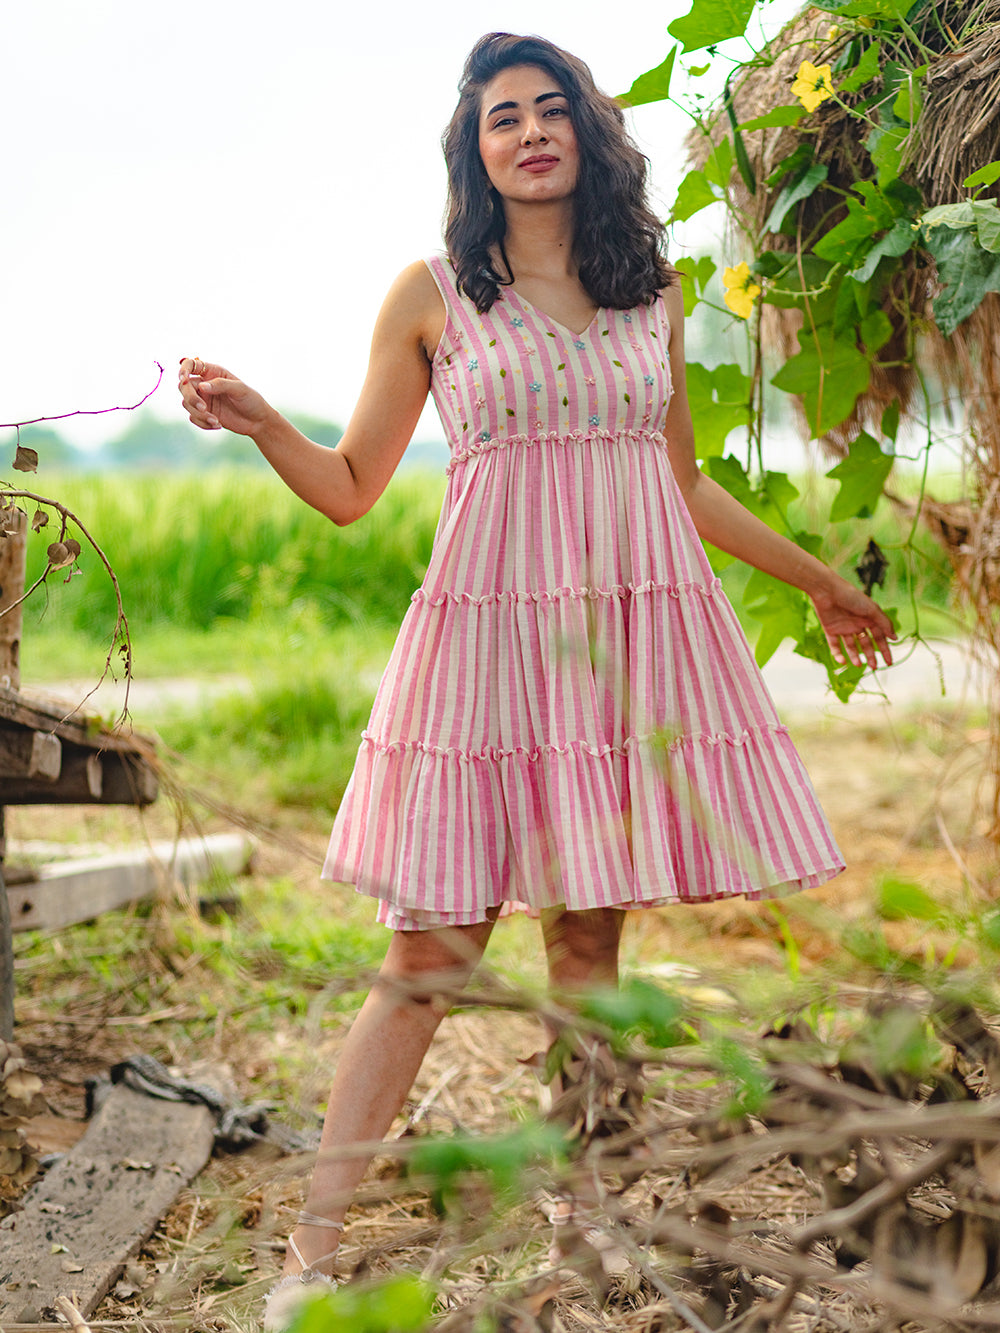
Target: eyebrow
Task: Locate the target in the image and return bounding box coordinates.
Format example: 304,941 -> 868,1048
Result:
485,91 -> 565,118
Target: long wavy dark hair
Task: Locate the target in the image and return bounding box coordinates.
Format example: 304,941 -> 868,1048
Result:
443,33 -> 671,314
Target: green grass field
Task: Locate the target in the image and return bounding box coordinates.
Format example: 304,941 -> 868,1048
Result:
18,466 -> 959,809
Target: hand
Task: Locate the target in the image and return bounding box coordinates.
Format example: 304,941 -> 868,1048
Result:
177,357 -> 275,437
811,577 -> 895,671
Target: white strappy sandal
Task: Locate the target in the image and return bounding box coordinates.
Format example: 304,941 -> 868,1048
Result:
262,1212 -> 344,1333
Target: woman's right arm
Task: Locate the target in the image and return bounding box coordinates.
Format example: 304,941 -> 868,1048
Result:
178,260 -> 444,526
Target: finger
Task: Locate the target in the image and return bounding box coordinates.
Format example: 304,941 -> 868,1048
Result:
178,378 -> 213,420
178,355 -> 204,382
186,410 -> 221,431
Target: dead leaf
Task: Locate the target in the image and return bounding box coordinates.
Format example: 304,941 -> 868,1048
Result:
60,1259 -> 85,1274
4,1068 -> 42,1100
974,1141 -> 1000,1198
31,509 -> 49,532
13,446 -> 38,473
933,1211 -> 991,1302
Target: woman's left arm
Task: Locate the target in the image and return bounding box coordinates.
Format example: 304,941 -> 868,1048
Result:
660,284 -> 895,671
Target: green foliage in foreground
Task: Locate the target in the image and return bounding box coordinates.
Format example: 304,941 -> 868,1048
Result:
284,1276 -> 434,1333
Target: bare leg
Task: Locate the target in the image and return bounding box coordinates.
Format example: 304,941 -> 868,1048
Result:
540,907 -> 625,1238
541,905 -> 624,996
283,914 -> 497,1277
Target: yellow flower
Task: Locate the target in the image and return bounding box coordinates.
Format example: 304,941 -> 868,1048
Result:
827,24 -> 841,39
792,59 -> 835,113
723,262 -> 761,320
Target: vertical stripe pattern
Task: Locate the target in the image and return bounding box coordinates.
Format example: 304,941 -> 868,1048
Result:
323,254 -> 844,928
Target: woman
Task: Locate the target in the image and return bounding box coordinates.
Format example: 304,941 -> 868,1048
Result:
179,31 -> 893,1327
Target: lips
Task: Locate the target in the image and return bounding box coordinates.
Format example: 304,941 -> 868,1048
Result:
519,155 -> 559,172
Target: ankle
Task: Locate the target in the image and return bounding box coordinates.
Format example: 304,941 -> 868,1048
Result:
281,1214 -> 344,1279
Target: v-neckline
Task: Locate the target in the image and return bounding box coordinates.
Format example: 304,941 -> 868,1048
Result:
506,287 -> 603,341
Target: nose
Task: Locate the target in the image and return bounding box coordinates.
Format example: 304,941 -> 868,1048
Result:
521,116 -> 548,146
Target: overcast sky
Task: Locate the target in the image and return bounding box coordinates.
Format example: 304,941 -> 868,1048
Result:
2,1 -> 796,453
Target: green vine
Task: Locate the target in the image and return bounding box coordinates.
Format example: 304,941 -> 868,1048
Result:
621,0 -> 1000,700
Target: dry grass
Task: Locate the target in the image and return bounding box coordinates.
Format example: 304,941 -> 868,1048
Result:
7,700 -> 1000,1331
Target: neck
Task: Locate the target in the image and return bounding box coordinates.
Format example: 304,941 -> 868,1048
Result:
499,199 -> 576,279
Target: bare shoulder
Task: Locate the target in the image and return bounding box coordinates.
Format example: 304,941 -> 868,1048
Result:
375,261 -> 445,359
658,279 -> 685,352
659,278 -> 685,322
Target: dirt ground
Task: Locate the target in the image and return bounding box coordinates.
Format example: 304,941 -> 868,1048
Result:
6,689 -> 1000,1332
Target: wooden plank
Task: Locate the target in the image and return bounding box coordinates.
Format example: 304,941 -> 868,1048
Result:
0,1078 -> 219,1321
5,834 -> 254,933
0,729 -> 61,782
0,686 -> 156,757
0,748 -> 158,806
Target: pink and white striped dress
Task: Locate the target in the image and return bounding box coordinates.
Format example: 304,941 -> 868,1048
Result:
323,254 -> 843,930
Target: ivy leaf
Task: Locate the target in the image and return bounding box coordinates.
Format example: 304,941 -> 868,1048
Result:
670,169 -> 723,222
704,453 -> 754,507
704,137 -> 735,188
795,624 -> 867,700
826,431 -> 893,519
685,362 -> 753,458
667,0 -> 756,51
617,46 -> 678,108
964,160 -> 1000,192
851,215 -> 916,282
867,118 -> 909,188
764,162 -> 828,235
673,255 -> 718,315
743,569 -> 808,665
921,201 -> 976,232
973,199 -> 1000,253
814,186 -> 896,267
881,400 -> 901,443
763,470 -> 800,513
925,226 -> 1000,336
839,38 -> 882,92
738,104 -> 804,131
771,329 -> 871,436
861,308 -> 894,353
765,143 -> 814,190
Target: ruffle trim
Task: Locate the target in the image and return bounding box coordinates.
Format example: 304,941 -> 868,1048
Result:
374,869 -> 842,930
411,577 -> 723,607
359,724 -> 790,765
446,427 -> 668,476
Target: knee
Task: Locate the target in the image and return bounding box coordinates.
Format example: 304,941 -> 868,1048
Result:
378,923 -> 490,1006
544,907 -> 623,973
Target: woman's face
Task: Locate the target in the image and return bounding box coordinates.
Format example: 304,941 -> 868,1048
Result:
477,63 -> 579,206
